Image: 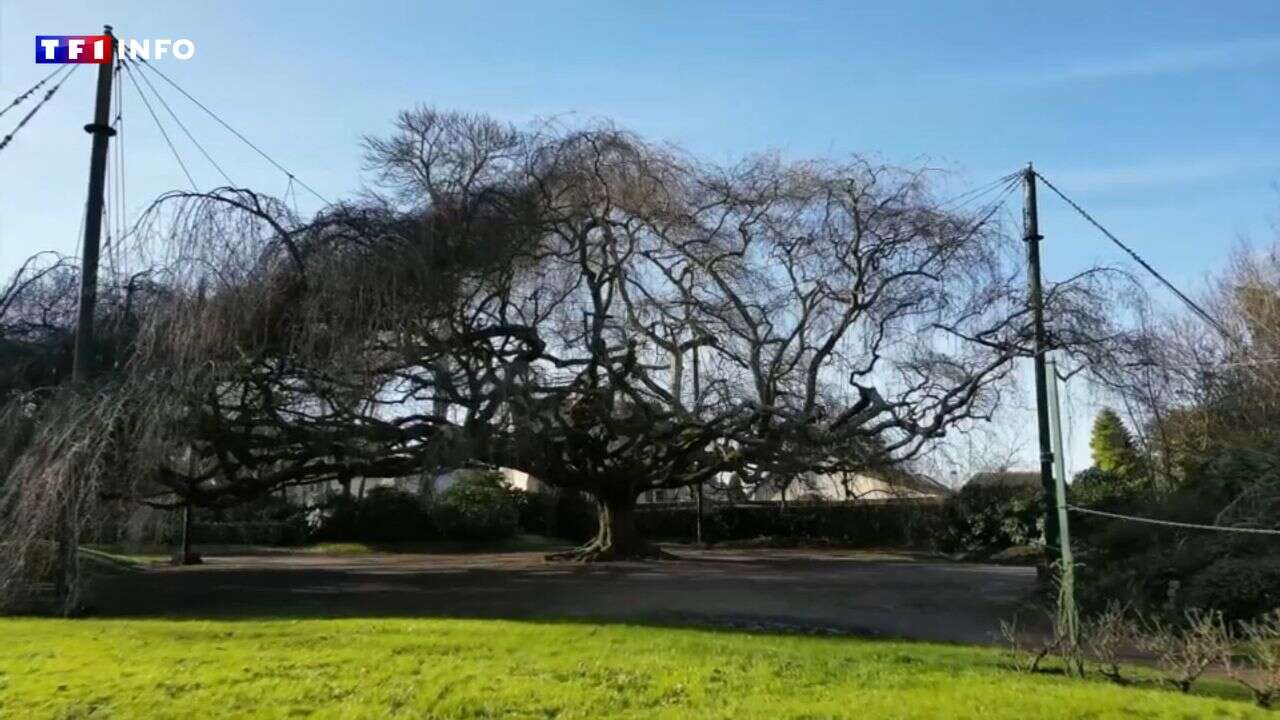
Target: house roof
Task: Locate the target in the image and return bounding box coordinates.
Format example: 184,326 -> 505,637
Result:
855,468 -> 950,496
899,472 -> 953,496
965,471 -> 1042,489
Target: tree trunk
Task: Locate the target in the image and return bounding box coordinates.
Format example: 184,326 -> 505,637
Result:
55,499 -> 80,617
172,502 -> 203,566
546,490 -> 672,561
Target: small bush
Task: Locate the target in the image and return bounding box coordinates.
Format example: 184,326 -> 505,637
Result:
937,485 -> 1041,555
309,494 -> 359,541
1083,601 -> 1135,684
356,487 -> 431,542
1136,608 -> 1232,693
429,471 -> 519,541
1227,609 -> 1280,708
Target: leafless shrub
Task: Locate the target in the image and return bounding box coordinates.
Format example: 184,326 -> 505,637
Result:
1083,601 -> 1136,684
1226,609 -> 1280,708
1000,607 -> 1084,676
1000,615 -> 1059,673
1136,608 -> 1232,693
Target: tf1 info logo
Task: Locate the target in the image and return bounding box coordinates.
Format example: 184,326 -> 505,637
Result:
35,35 -> 196,64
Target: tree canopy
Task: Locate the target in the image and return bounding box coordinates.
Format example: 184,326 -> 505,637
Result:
0,107 -> 1125,584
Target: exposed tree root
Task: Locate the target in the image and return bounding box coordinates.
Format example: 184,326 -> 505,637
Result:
545,541 -> 677,562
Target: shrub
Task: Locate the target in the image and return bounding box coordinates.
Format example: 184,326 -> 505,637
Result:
429,471 -> 519,541
1083,601 -> 1135,684
1069,467 -> 1135,508
309,494 -> 359,541
188,519 -> 308,546
1185,557 -> 1280,622
1072,467 -> 1280,622
513,488 -> 597,541
936,485 -> 1041,555
355,487 -> 431,542
1136,608 -> 1232,693
1227,609 -> 1280,708
308,487 -> 430,542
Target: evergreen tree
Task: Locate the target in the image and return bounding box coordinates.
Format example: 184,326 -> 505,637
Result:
1089,408 -> 1142,480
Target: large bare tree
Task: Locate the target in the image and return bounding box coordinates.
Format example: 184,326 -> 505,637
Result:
0,107 -> 1124,591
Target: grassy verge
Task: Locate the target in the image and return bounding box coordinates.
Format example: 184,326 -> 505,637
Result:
0,618 -> 1263,719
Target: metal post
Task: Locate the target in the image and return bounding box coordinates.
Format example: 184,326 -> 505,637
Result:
695,481 -> 704,544
1023,164 -> 1060,556
1046,357 -> 1078,645
691,337 -> 705,545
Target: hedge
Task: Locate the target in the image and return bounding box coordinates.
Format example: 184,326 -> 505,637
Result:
637,501 -> 945,548
180,520 -> 309,546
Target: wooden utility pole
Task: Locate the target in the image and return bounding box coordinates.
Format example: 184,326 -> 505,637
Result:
58,25 -> 117,614
1022,164 -> 1060,556
72,26 -> 117,383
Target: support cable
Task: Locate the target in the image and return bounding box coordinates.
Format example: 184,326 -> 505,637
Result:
1068,505 -> 1280,535
1033,171 -> 1231,340
123,58 -> 234,186
112,60 -> 127,269
121,61 -> 197,190
129,56 -> 329,204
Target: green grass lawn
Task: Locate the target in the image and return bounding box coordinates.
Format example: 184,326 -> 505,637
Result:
0,618 -> 1265,719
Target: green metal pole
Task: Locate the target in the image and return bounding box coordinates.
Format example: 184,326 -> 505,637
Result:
1046,357 -> 1078,646
1023,165 -> 1060,556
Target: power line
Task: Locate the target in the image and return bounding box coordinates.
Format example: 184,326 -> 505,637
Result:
1032,170 -> 1232,340
937,170 -> 1022,210
122,61 -> 197,191
1068,505 -> 1280,535
0,65 -> 81,154
0,64 -> 70,120
123,58 -> 234,187
128,56 -> 330,205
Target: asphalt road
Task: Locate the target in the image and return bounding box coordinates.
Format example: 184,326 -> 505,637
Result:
89,548 -> 1038,644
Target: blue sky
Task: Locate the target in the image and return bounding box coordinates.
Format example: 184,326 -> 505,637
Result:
2,1 -> 1278,473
